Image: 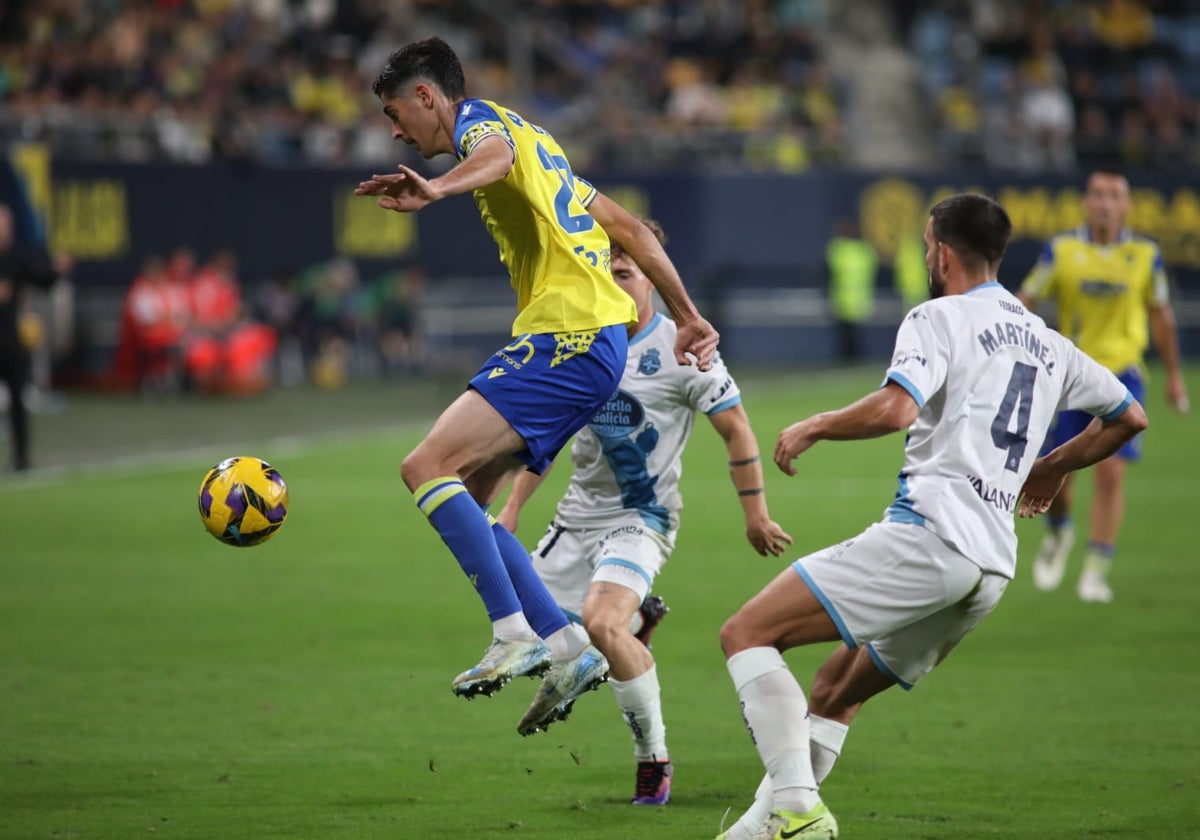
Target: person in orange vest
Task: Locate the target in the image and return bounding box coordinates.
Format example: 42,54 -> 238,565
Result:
185,250 -> 243,391
187,250 -> 278,395
123,254 -> 191,395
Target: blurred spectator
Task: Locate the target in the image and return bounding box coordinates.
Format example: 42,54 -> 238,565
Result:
1019,28 -> 1075,170
937,78 -> 984,165
664,58 -> 728,127
188,249 -> 240,335
0,202 -> 70,472
1090,0 -> 1155,56
371,267 -> 426,377
113,253 -> 190,396
254,269 -> 304,387
183,250 -> 276,395
292,257 -> 361,389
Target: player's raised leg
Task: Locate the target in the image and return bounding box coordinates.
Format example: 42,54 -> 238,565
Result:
720,566 -> 841,840
487,513 -> 591,666
404,390 -> 550,696
478,329 -> 627,700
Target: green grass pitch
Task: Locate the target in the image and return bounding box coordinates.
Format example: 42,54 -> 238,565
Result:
2,366 -> 1198,839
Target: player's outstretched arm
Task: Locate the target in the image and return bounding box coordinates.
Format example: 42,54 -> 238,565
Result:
774,382 -> 919,476
1018,399 -> 1149,517
355,135 -> 514,213
708,404 -> 793,557
1148,302 -> 1190,414
586,192 -> 719,370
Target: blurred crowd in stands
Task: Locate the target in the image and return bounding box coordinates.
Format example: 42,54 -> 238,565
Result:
0,0 -> 841,172
113,246 -> 424,395
3,0 -> 1200,173
914,0 -> 1200,171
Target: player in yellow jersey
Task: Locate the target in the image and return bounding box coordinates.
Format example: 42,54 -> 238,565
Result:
1019,171 -> 1188,603
354,37 -> 719,733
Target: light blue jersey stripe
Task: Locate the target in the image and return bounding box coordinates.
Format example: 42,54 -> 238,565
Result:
886,473 -> 926,526
886,372 -> 925,409
792,562 -> 856,648
866,643 -> 913,690
707,395 -> 742,415
1101,390 -> 1134,421
596,557 -> 653,589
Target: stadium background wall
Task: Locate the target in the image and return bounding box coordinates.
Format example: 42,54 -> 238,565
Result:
5,158 -> 1199,377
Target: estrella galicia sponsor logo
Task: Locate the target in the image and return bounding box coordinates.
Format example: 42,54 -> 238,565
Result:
1080,279 -> 1126,298
589,389 -> 645,437
637,348 -> 661,376
892,348 -> 927,367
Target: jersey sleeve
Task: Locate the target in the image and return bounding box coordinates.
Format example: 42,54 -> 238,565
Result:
1145,244 -> 1170,307
574,175 -> 598,208
1020,240 -> 1058,300
1056,337 -> 1134,418
883,302 -> 950,409
454,100 -> 514,161
684,351 -> 742,415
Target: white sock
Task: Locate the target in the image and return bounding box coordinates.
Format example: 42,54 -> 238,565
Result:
492,611 -> 536,641
544,622 -> 589,661
722,772 -> 773,840
725,717 -> 847,837
609,664 -> 667,761
809,715 -> 849,784
727,647 -> 820,814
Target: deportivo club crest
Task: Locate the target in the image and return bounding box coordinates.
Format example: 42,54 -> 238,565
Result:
638,348 -> 662,375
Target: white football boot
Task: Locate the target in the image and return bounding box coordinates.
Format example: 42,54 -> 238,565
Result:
1032,525 -> 1075,592
452,638 -> 552,698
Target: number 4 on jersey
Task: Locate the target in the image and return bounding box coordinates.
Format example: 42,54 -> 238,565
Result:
991,362 -> 1038,472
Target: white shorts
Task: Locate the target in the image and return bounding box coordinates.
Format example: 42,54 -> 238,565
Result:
794,521 -> 1008,689
530,519 -> 674,621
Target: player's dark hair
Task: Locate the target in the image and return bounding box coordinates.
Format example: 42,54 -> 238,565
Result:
611,217 -> 666,259
1085,170 -> 1130,193
372,37 -> 467,100
929,193 -> 1011,271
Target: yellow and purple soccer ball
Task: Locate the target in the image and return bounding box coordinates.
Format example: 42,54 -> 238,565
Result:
198,456 -> 289,547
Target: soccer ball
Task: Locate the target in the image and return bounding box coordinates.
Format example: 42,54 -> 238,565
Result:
198,456 -> 289,547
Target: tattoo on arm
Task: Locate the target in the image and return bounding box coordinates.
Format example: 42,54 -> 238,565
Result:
737,488 -> 764,497
728,455 -> 760,467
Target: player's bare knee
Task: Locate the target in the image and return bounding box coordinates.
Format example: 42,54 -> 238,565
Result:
582,609 -> 624,655
399,450 -> 426,491
401,442 -> 459,490
719,611 -> 753,658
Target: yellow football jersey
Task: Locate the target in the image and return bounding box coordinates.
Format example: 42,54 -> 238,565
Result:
454,99 -> 636,336
1021,227 -> 1169,372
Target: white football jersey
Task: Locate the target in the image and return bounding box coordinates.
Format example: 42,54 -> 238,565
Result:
883,282 -> 1132,578
553,313 -> 742,534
